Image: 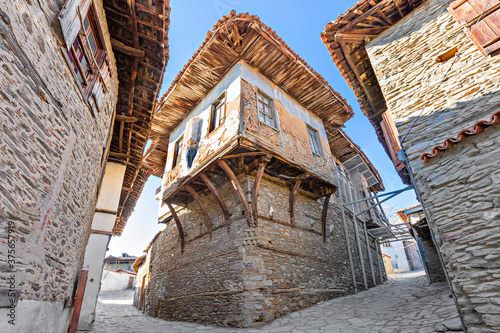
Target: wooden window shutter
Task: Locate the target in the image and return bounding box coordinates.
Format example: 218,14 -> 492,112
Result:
59,0 -> 93,49
448,0 -> 500,55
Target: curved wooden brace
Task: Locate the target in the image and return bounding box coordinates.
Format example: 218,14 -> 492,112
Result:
217,159 -> 253,226
289,179 -> 302,227
321,194 -> 332,242
199,173 -> 231,228
185,184 -> 213,235
166,201 -> 185,253
252,156 -> 271,225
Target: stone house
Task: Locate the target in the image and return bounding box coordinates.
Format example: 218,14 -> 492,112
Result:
322,0 -> 500,331
134,12 -> 395,328
0,0 -> 169,331
397,205 -> 446,283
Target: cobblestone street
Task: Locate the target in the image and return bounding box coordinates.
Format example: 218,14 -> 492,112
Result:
91,271 -> 463,333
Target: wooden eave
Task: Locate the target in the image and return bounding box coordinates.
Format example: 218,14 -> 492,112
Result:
145,11 -> 353,178
103,0 -> 170,235
324,124 -> 384,192
321,0 -> 425,184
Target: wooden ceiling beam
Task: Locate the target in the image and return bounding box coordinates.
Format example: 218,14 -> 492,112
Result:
339,0 -> 391,33
111,38 -> 145,58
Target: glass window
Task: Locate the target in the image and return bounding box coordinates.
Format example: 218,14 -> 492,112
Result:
308,126 -> 322,156
210,93 -> 225,132
257,92 -> 274,127
173,136 -> 183,168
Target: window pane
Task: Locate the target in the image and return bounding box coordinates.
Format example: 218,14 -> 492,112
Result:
87,30 -> 98,56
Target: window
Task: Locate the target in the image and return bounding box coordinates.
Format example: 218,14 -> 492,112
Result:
59,0 -> 111,115
209,93 -> 226,132
392,261 -> 399,270
172,136 -> 184,168
257,91 -> 275,127
307,126 -> 322,156
448,0 -> 500,56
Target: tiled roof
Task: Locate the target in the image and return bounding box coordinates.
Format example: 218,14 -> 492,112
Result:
420,110 -> 500,162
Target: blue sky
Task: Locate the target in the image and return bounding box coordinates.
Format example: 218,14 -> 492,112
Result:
107,0 -> 419,257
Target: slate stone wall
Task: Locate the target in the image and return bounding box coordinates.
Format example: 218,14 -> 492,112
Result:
0,0 -> 118,329
138,174 -> 384,327
366,0 -> 500,330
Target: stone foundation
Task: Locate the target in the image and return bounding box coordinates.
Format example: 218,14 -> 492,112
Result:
135,174 -> 384,327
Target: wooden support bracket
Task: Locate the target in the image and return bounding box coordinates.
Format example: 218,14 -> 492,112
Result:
217,159 -> 253,226
166,201 -> 185,253
199,173 -> 231,229
289,179 -> 302,227
252,155 -> 271,225
185,184 -> 213,235
321,194 -> 332,242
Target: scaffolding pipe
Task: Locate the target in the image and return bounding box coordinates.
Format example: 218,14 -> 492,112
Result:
334,164 -> 358,293
355,188 -> 412,217
364,189 -> 378,286
410,224 -> 431,284
343,186 -> 413,206
348,181 -> 368,290
376,241 -> 384,283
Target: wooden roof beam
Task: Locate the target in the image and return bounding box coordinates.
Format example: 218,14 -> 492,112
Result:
339,0 -> 391,33
111,38 -> 145,58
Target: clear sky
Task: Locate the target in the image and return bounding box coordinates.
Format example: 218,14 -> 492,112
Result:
107,0 -> 419,257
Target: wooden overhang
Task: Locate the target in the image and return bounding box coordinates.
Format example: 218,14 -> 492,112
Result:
144,11 -> 354,178
324,124 -> 384,192
103,0 -> 170,235
321,0 -> 425,184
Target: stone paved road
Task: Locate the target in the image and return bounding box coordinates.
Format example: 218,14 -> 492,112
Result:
91,271 -> 463,333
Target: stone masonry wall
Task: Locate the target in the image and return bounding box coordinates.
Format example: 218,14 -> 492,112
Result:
366,0 -> 500,330
138,173 -> 384,327
0,0 -> 118,330
415,227 -> 446,283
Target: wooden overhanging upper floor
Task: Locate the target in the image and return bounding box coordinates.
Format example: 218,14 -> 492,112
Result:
144,11 -> 353,178
58,0 -> 170,235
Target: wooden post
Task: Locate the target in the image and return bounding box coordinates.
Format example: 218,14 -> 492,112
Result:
321,194 -> 332,242
185,184 -> 213,234
166,201 -> 185,252
252,156 -> 271,225
68,269 -> 89,333
199,172 -> 231,228
217,159 -> 253,226
289,179 -> 302,227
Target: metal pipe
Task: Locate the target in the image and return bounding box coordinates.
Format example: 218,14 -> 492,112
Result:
363,189 -> 378,286
355,188 -> 412,217
343,186 -> 413,206
334,163 -> 358,293
376,241 -> 384,283
410,224 -> 431,284
348,182 -> 368,290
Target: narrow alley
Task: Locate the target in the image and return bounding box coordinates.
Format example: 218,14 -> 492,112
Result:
91,271 -> 462,333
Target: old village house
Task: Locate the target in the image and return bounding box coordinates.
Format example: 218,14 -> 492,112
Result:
132,12 -> 406,328
0,0 -> 169,331
322,0 -> 500,331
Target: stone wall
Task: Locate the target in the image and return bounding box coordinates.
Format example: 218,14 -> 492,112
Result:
366,0 -> 500,330
0,0 -> 118,331
136,173 -> 384,327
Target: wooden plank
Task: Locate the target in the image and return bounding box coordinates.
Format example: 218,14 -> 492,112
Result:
109,151 -> 134,159
252,156 -> 271,225
217,159 -> 253,226
289,179 -> 302,227
115,114 -> 138,122
185,184 -> 213,234
166,201 -> 185,252
321,194 -> 332,242
199,173 -> 231,228
223,151 -> 265,159
68,270 -> 89,333
339,0 -> 391,33
111,38 -> 145,58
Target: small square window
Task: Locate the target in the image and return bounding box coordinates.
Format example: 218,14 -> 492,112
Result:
257,91 -> 275,128
307,126 -> 322,156
172,135 -> 183,168
209,92 -> 226,133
